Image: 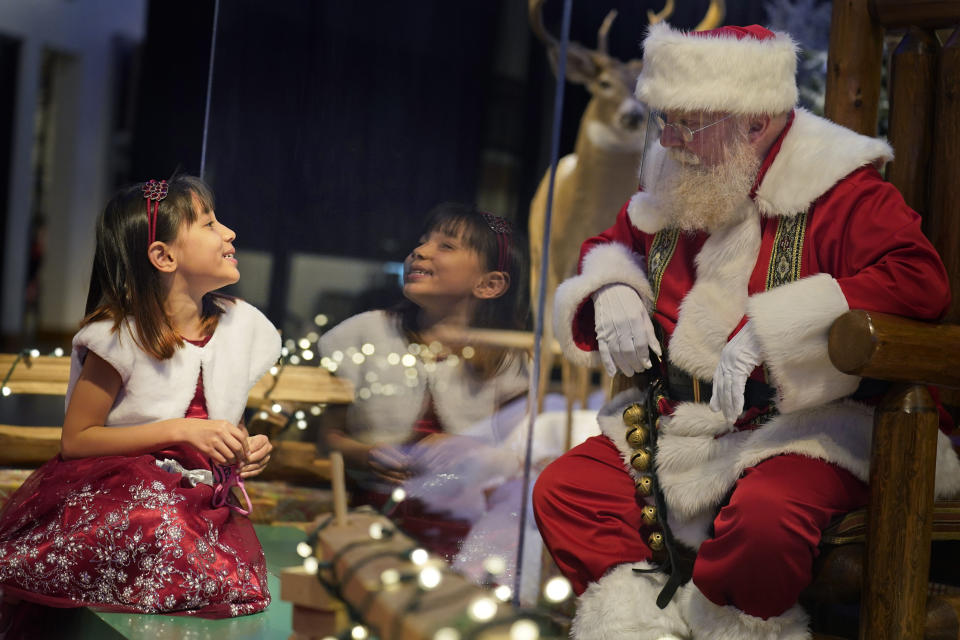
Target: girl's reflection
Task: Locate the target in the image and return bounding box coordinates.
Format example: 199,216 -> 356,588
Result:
319,203 -> 530,577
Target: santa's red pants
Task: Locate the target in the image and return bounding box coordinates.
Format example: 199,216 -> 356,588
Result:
533,435 -> 870,619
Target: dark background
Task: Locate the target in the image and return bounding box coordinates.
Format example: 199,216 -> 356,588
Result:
130,0 -> 773,325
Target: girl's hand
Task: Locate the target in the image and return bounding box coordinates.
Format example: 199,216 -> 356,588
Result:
239,434 -> 273,478
368,444 -> 412,484
184,419 -> 249,465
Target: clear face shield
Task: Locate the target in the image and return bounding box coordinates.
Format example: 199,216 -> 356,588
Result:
637,108 -> 757,231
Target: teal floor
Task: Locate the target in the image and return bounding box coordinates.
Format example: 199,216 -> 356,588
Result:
73,524 -> 304,640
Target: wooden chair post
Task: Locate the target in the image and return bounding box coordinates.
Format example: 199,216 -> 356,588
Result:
860,384 -> 939,640
825,0 -> 884,135
928,27 -> 960,325
887,27 -> 939,217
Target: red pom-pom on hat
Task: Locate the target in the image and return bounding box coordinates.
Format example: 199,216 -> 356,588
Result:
691,24 -> 777,41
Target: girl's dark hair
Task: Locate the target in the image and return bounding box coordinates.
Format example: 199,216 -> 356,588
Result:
394,202 -> 530,376
82,174 -> 230,360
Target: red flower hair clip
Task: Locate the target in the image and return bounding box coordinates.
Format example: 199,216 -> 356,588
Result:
142,179 -> 168,245
481,212 -> 512,273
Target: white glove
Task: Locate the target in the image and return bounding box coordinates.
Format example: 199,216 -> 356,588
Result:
592,284 -> 662,377
709,320 -> 763,421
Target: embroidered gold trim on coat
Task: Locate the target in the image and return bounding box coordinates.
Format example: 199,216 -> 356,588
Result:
765,212 -> 806,290
648,228 -> 680,302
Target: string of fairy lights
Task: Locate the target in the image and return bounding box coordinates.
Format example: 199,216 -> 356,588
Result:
295,487 -> 574,640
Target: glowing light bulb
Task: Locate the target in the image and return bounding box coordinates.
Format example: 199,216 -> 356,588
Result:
296,419 -> 308,430
301,349 -> 314,361
369,522 -> 387,540
391,487 -> 407,503
298,338 -> 311,349
310,405 -> 322,416
468,596 -> 497,622
351,625 -> 369,640
510,619 -> 540,640
269,366 -> 279,376
410,548 -> 429,566
296,542 -> 313,558
433,629 -> 460,640
271,403 -> 282,414
303,556 -> 319,574
361,343 -> 375,355
29,349 -> 39,358
483,555 -> 506,576
544,576 -> 572,603
1,386 -> 10,397
494,584 -> 512,602
294,410 -> 305,420
418,566 -> 442,590
53,347 -> 64,357
314,314 -> 328,326
380,568 -> 401,587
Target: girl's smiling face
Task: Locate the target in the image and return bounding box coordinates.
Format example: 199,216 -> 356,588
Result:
170,198 -> 239,294
403,228 -> 488,311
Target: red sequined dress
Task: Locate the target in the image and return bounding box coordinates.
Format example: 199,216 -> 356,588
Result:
0,336 -> 269,618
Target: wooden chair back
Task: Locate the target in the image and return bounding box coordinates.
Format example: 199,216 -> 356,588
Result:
822,5 -> 960,638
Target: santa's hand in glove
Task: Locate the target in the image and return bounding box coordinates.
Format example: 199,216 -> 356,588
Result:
710,320 -> 763,421
592,284 -> 662,377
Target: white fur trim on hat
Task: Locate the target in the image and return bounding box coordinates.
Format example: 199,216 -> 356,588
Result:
572,562 -> 691,640
636,22 -> 799,115
747,273 -> 860,413
553,243 -> 653,368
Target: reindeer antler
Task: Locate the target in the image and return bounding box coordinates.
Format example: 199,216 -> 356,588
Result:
597,10 -> 618,56
529,0 -> 559,51
647,0 -> 675,25
694,0 -> 726,31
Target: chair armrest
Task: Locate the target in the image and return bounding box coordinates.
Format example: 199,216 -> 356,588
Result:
828,310 -> 960,388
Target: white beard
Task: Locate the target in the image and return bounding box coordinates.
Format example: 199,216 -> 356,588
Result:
648,139 -> 761,233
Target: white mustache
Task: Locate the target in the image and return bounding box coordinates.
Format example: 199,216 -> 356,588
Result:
667,148 -> 701,166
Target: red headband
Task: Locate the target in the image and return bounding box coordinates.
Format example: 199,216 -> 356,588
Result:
142,179 -> 169,245
480,212 -> 512,273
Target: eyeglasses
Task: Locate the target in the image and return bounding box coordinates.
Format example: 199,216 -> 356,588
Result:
653,112 -> 734,143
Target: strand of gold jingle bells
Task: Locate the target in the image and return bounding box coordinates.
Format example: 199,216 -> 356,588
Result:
625,374 -> 695,608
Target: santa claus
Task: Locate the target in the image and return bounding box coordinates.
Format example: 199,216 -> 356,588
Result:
534,22 -> 960,640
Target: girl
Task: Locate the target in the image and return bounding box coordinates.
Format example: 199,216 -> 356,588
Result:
0,175 -> 280,620
319,203 -> 530,564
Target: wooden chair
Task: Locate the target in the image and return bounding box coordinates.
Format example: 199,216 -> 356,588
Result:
802,2 -> 960,638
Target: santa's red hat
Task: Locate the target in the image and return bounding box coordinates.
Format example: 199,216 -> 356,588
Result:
635,23 -> 798,115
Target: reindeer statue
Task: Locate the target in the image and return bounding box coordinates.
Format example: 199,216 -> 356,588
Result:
528,0 -> 725,409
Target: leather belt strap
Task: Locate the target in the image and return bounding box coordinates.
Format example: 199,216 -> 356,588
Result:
665,362 -> 776,408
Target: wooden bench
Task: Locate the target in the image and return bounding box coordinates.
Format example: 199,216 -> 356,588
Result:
0,352 -> 352,480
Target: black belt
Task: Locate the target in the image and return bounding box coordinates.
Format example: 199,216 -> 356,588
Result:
665,363 -> 776,408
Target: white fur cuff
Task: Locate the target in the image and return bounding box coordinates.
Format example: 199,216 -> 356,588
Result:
553,243 -> 653,368
747,273 -> 860,413
680,584 -> 811,640
572,562 -> 691,640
